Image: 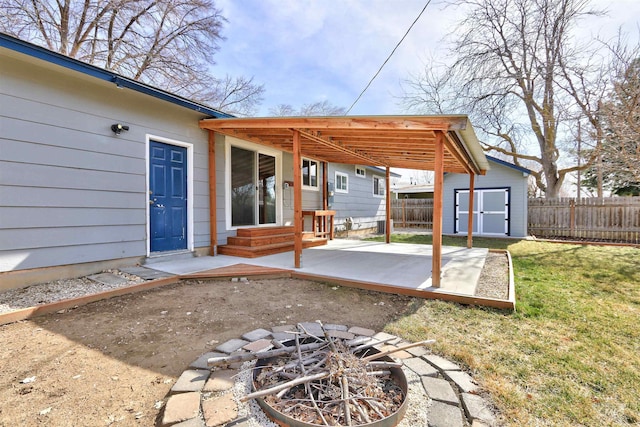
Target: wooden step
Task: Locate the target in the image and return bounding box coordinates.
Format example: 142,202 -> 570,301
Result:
218,238 -> 327,258
227,233 -> 294,247
236,226 -> 294,238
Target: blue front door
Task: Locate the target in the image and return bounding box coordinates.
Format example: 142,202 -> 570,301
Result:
149,141 -> 187,252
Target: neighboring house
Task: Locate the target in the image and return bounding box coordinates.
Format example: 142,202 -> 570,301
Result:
0,34 -> 407,287
327,164 -> 400,235
392,183 -> 434,199
443,156 -> 531,238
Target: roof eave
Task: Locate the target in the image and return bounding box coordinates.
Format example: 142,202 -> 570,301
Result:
453,117 -> 490,174
0,32 -> 232,119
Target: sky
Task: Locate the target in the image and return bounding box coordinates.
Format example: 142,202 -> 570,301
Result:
211,0 -> 639,184
212,0 -> 640,117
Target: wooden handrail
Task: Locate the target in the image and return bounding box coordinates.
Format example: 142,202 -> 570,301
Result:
302,210 -> 336,240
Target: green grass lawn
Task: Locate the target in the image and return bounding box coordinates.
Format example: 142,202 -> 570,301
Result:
370,234 -> 640,426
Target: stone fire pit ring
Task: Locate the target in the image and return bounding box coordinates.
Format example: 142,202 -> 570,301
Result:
159,323 -> 498,427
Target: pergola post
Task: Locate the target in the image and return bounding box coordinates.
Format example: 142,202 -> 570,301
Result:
467,173 -> 475,249
432,131 -> 445,287
322,162 -> 328,210
293,130 -> 302,268
385,167 -> 391,244
207,131 -> 217,256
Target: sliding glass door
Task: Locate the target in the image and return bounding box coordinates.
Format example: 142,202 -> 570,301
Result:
230,146 -> 278,227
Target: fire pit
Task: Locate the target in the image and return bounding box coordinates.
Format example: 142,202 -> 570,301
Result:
166,323 -> 497,427
252,347 -> 408,427
217,322 -> 431,427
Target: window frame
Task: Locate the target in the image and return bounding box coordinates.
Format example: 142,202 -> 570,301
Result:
355,166 -> 366,178
302,158 -> 319,190
373,175 -> 385,198
335,171 -> 349,193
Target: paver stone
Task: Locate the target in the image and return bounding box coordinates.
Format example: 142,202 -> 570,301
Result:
425,354 -> 462,371
421,376 -> 459,405
428,400 -> 465,427
461,393 -> 496,424
215,339 -> 249,354
443,370 -> 479,393
403,357 -> 439,377
202,394 -> 238,427
190,352 -> 225,370
348,326 -> 375,336
204,369 -> 237,392
171,370 -> 209,393
243,339 -> 273,352
241,328 -> 271,342
173,417 -> 205,427
162,392 -> 200,425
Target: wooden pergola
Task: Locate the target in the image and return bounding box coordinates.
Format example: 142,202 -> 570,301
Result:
199,115 -> 489,287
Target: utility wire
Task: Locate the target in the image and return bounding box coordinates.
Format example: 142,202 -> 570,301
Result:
345,0 -> 432,115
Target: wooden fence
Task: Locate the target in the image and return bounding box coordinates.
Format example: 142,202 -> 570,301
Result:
391,196 -> 640,243
391,199 -> 434,229
528,197 -> 640,243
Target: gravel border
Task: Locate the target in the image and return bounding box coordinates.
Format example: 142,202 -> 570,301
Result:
0,269 -> 147,314
474,252 -> 509,300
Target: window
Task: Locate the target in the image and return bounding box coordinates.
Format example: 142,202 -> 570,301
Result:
302,158 -> 318,189
335,171 -> 348,193
373,176 -> 385,197
355,166 -> 366,178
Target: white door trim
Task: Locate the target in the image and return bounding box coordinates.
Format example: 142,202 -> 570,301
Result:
455,188 -> 510,236
145,134 -> 194,256
224,136 -> 282,231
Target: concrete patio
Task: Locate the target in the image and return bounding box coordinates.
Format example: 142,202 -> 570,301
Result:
147,239 -> 514,309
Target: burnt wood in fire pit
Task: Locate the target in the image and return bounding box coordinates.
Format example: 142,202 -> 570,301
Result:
241,322 -> 433,427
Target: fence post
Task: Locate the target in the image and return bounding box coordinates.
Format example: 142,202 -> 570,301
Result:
570,199 -> 576,236
402,199 -> 406,228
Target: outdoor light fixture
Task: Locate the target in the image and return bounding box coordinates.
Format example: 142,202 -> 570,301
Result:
111,123 -> 129,134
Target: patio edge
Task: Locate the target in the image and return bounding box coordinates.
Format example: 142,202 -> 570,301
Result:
0,276 -> 180,326
291,271 -> 515,310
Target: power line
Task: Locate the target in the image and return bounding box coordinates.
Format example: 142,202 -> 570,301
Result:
345,1 -> 432,115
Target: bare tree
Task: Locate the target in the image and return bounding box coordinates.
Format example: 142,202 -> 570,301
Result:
589,39 -> 640,195
402,0 -> 610,197
0,0 -> 264,115
269,100 -> 346,117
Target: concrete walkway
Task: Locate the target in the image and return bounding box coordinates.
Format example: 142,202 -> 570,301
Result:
148,240 -> 488,297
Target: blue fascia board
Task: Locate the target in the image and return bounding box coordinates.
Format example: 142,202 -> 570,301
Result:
485,155 -> 532,175
0,32 -> 233,119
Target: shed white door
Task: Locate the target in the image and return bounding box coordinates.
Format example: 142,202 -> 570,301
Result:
455,189 -> 509,236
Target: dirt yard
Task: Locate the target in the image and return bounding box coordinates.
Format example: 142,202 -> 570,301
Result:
0,277 -> 420,426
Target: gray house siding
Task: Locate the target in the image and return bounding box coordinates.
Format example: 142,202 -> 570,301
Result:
0,49 -> 213,273
442,159 -> 529,237
328,164 -> 387,233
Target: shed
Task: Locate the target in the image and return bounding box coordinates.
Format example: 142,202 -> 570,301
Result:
443,156 -> 531,237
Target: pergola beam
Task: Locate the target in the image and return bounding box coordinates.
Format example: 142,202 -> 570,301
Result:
200,115 -> 470,132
